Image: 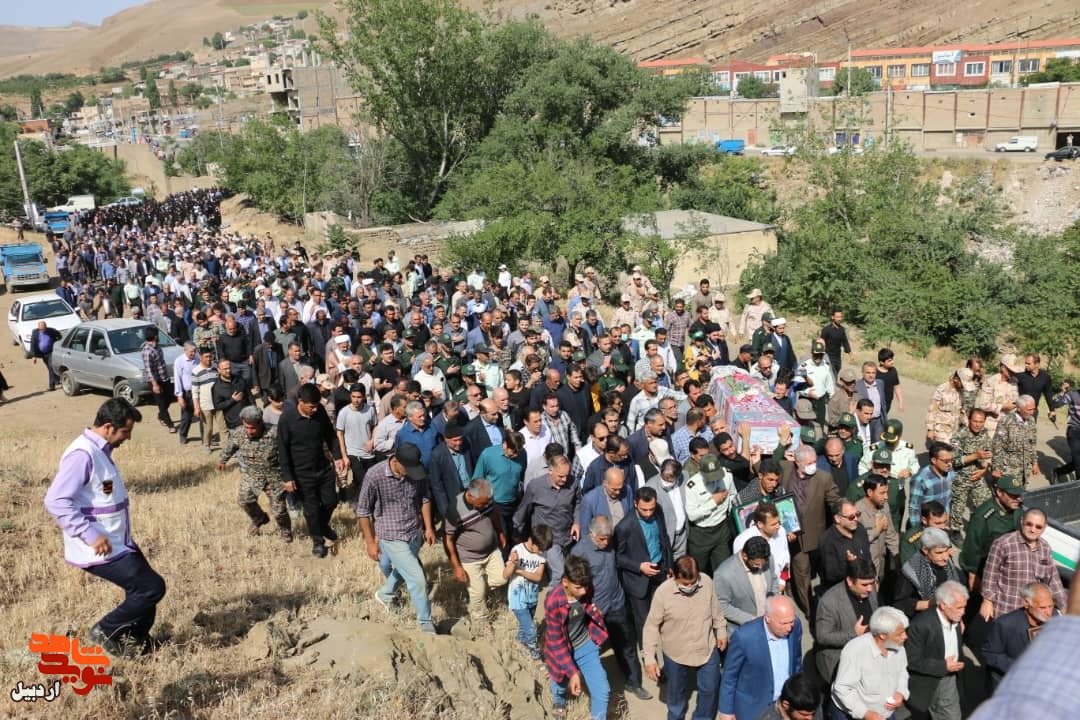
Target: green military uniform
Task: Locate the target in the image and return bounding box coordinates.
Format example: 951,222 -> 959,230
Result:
220,423 -> 291,535
991,410 -> 1038,486
948,424 -> 994,540
436,341 -> 466,401
772,426 -> 823,461
395,332 -> 418,371
832,413 -> 864,457
899,525 -> 925,567
957,475 -> 1024,577
750,312 -> 774,358
847,446 -> 906,532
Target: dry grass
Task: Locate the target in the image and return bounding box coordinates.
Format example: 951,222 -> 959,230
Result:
0,421 -> 615,720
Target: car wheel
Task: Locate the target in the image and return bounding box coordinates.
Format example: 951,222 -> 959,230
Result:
61,370 -> 82,396
113,380 -> 139,405
1026,147 -> 1035,152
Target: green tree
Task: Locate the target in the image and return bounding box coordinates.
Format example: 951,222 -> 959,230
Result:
735,76 -> 778,99
1009,222 -> 1080,363
167,79 -> 179,107
212,32 -> 226,50
297,9 -> 309,19
30,85 -> 44,118
144,76 -> 161,109
830,67 -> 877,96
671,154 -> 779,224
139,66 -> 148,82
98,67 -> 127,83
64,91 -> 85,114
203,36 -> 211,47
1,133 -> 130,215
179,82 -> 204,102
0,104 -> 17,121
1023,57 -> 1080,84
318,1 -> 556,219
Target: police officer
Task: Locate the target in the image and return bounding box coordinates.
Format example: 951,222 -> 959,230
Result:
859,419 -> 920,482
847,446 -> 906,534
217,405 -> 292,542
684,453 -> 737,575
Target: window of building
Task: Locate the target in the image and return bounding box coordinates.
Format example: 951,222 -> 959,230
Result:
734,72 -> 750,80
911,63 -> 931,77
935,62 -> 956,76
964,62 -> 986,77
773,70 -> 783,82
755,70 -> 771,81
1018,59 -> 1040,73
887,64 -> 906,78
865,65 -> 883,79
991,60 -> 1012,74
710,70 -> 730,88
819,67 -> 836,81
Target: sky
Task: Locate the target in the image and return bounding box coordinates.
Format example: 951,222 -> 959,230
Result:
1,0 -> 150,28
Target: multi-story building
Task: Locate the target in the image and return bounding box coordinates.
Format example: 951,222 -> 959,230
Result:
844,37 -> 1080,89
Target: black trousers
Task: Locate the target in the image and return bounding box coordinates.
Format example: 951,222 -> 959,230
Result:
153,382 -> 174,428
295,470 -> 338,547
605,605 -> 643,688
344,455 -> 375,503
626,577 -> 663,648
177,390 -> 195,440
85,550 -> 166,641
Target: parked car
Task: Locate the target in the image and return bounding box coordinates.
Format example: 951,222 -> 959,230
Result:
760,145 -> 796,157
7,293 -> 82,357
108,196 -> 143,207
1045,146 -> 1080,162
51,319 -> 182,404
828,145 -> 864,155
715,139 -> 746,155
995,135 -> 1038,152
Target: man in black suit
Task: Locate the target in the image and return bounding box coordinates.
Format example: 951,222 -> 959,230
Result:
983,581 -> 1055,688
252,330 -> 281,402
428,423 -> 473,519
462,398 -> 503,467
614,486 -> 673,645
279,342 -> 304,397
29,321 -> 63,391
855,362 -> 889,443
906,580 -> 968,720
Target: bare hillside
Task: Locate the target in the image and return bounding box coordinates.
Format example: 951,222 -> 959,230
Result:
2,0 -> 1079,79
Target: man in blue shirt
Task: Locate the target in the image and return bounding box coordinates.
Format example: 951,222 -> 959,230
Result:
394,401 -> 439,466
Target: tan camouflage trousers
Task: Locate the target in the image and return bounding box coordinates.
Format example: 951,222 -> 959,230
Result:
949,474 -> 992,542
237,474 -> 291,529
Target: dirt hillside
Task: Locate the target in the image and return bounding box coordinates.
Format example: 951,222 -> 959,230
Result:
3,0 -> 1079,79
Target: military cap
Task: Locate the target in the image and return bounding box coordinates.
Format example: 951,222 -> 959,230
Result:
811,339 -> 826,354
690,330 -> 706,341
838,412 -> 857,429
761,342 -> 775,354
473,344 -> 491,355
871,446 -> 893,465
700,454 -> 726,484
461,364 -> 477,375
800,426 -> 818,445
881,421 -> 902,443
402,328 -> 416,339
761,311 -> 774,323
995,474 -> 1025,496
571,350 -> 587,362
599,376 -> 623,392
438,334 -> 452,345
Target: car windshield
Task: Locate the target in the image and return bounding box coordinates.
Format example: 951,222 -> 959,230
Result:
10,255 -> 42,267
22,299 -> 72,321
108,326 -> 177,354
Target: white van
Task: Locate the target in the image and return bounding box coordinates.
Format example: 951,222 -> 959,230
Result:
47,195 -> 96,213
994,136 -> 1038,152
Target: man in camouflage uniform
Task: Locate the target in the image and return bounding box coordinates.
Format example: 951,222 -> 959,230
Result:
976,354 -> 1021,435
859,419 -> 920,482
956,367 -> 979,425
435,334 -> 467,402
217,405 -> 292,541
847,446 -> 906,534
948,408 -> 994,543
991,395 -> 1040,487
926,370 -> 965,445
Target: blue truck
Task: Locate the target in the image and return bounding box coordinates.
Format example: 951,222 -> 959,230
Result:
0,243 -> 50,291
42,211 -> 71,233
715,139 -> 746,155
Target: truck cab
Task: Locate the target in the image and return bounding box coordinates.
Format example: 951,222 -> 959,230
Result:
715,139 -> 746,155
0,243 -> 50,291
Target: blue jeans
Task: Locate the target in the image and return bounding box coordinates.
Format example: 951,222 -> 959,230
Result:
512,606 -> 537,648
663,648 -> 721,720
377,537 -> 431,625
550,640 -> 610,720
84,550 -> 166,641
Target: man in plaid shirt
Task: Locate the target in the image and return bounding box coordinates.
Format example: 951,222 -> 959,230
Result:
544,554 -> 610,720
907,442 -> 955,530
141,326 -> 175,431
979,508 -> 1068,620
541,393 -> 581,460
355,442 -> 438,633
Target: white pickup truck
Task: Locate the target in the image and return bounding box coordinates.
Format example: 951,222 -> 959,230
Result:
47,194 -> 96,213
994,136 -> 1038,152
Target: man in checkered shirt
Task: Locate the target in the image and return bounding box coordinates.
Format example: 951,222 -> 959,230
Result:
979,507 -> 1067,621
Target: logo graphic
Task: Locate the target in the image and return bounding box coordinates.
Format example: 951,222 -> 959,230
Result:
10,633 -> 113,701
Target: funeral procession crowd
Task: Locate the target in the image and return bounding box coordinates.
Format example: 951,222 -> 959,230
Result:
31,189 -> 1080,720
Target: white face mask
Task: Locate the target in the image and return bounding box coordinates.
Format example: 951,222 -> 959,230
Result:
802,464 -> 818,476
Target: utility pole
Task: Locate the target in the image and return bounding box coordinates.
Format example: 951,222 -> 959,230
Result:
14,140 -> 37,227
885,81 -> 892,149
843,27 -> 852,97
